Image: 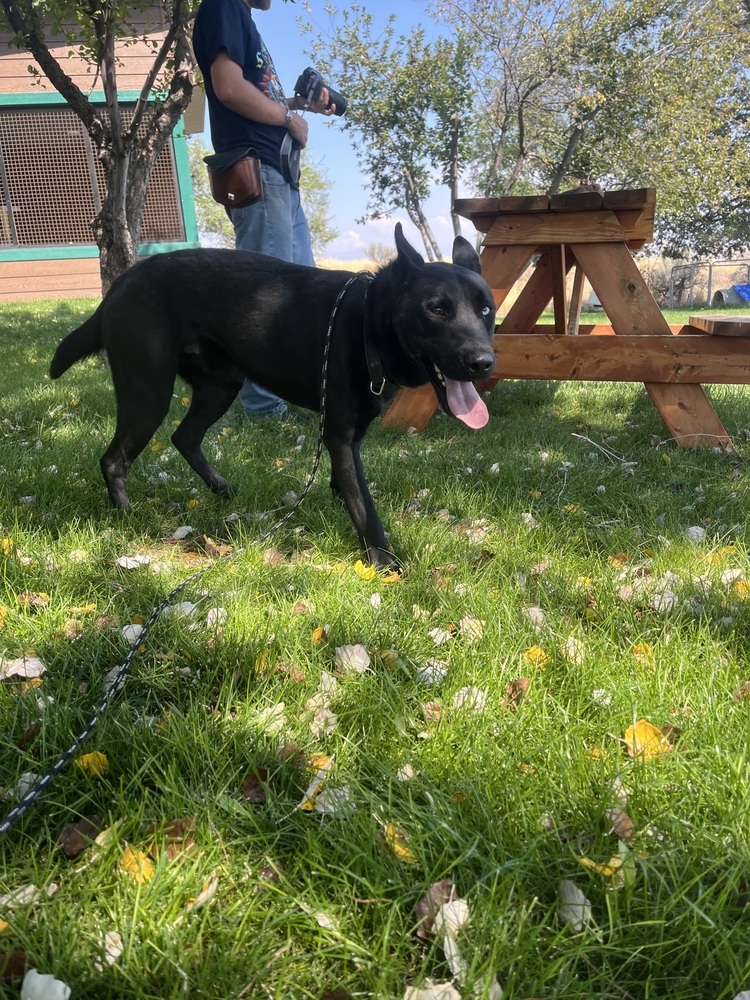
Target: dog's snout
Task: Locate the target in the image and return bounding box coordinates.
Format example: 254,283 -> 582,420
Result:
469,351 -> 495,378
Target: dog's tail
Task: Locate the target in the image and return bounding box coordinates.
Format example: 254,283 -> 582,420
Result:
49,304 -> 104,379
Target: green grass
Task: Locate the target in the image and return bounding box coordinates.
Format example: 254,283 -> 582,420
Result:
1,298 -> 750,999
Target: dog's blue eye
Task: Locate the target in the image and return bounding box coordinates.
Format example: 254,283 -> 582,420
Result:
482,306 -> 492,316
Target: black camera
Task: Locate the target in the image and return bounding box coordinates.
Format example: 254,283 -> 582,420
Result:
293,66 -> 347,117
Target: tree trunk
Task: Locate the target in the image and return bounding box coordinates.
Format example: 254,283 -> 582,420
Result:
448,112 -> 462,238
403,166 -> 442,261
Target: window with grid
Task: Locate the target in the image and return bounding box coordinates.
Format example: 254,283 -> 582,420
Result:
0,104 -> 186,248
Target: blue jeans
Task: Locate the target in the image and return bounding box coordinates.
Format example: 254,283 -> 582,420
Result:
230,162 -> 315,417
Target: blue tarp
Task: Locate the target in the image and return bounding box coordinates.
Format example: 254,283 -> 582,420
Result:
733,283 -> 750,303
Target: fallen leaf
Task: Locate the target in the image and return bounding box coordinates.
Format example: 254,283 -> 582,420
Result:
605,807 -> 635,843
414,878 -> 456,938
203,536 -> 233,558
451,686 -> 487,714
17,592 -> 49,609
383,823 -> 418,864
116,554 -> 151,570
559,636 -> 585,665
93,930 -> 124,973
0,657 -> 46,681
19,969 -> 71,1000
120,846 -> 155,884
501,677 -> 530,711
242,769 -> 270,804
58,815 -> 102,859
623,719 -> 672,761
403,984 -> 461,1000
144,817 -> 199,861
334,643 -> 371,674
631,642 -> 655,669
558,879 -> 592,932
459,616 -> 484,642
75,752 -> 109,778
298,756 -> 334,811
523,645 -> 551,668
185,876 -> 219,913
353,560 -> 376,581
0,950 -> 31,984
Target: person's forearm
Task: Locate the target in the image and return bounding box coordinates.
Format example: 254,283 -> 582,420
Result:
211,54 -> 288,126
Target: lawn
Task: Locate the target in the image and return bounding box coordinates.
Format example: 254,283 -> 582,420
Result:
1,297 -> 750,999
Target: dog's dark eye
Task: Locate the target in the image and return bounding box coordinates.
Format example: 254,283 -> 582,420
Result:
429,304 -> 446,317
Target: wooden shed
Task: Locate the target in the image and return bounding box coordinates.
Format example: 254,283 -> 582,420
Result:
0,12 -> 200,301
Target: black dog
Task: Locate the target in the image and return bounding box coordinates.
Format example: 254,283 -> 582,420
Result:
50,224 -> 496,569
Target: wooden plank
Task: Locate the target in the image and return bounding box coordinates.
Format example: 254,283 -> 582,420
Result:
568,264 -> 586,335
483,209 -> 643,246
490,332 -> 750,384
687,314 -> 750,337
497,250 -> 574,335
602,187 -> 656,211
479,244 -> 536,308
569,242 -> 672,336
548,244 -> 568,336
642,383 -> 731,449
380,383 -> 438,432
549,189 -> 604,212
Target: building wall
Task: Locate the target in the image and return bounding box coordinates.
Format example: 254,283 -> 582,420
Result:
0,11 -> 198,302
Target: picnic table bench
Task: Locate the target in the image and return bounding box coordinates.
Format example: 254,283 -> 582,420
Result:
381,187 -> 750,449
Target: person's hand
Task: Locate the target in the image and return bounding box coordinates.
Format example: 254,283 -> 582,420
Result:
286,112 -> 309,148
309,86 -> 337,117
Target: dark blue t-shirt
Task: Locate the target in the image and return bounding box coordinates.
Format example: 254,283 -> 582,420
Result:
193,0 -> 289,167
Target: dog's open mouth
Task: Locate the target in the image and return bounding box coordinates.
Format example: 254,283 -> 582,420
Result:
427,362 -> 489,430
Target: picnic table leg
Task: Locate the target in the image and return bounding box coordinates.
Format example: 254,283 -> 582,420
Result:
570,242 -> 732,449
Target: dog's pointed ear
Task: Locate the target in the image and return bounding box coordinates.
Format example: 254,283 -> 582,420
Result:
394,222 -> 424,269
451,235 -> 482,274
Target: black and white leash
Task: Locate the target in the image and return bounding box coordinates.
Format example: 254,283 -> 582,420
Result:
0,270 -> 375,838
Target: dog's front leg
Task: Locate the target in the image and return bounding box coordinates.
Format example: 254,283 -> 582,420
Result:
325,436 -> 398,571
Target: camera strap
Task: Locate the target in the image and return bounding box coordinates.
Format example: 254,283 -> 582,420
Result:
279,131 -> 301,189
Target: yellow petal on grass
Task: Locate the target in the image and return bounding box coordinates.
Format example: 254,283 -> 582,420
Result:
733,580 -> 750,600
0,919 -> 11,935
579,854 -> 625,889
0,606 -> 7,629
76,751 -> 109,777
187,498 -> 200,510
1,538 -> 13,556
150,440 -> 166,453
564,503 -> 582,514
353,560 -> 377,581
381,569 -> 402,584
623,719 -> 671,761
608,552 -> 629,568
523,645 -> 551,668
383,823 -> 418,864
311,625 -> 330,645
298,755 -> 334,811
631,642 -> 655,669
69,602 -> 97,614
121,846 -> 155,884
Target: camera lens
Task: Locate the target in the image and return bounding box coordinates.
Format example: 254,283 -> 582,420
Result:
327,88 -> 347,116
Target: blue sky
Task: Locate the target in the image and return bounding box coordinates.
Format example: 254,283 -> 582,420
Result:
198,0 -> 461,260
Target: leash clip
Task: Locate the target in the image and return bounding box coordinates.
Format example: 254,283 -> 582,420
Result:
370,378 -> 386,396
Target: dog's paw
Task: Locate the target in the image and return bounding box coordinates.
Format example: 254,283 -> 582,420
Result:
211,480 -> 238,497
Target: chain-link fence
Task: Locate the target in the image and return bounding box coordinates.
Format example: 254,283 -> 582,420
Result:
669,260 -> 750,308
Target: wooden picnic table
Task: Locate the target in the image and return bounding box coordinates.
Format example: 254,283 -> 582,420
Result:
381,187 -> 750,449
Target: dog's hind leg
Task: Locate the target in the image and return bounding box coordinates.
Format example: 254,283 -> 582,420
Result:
171,376 -> 243,496
100,379 -> 175,509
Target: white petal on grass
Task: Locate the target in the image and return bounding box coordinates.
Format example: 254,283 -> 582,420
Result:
254,702 -> 286,735
310,707 -> 338,736
165,601 -> 198,617
720,569 -> 745,586
334,643 -> 371,674
397,763 -> 416,781
93,930 -> 124,972
121,624 -> 144,647
417,659 -> 448,686
20,970 -> 72,1000
404,984 -> 462,1000
685,525 -> 706,544
650,590 -> 679,612
3,773 -> 42,803
433,898 -> 471,981
116,554 -> 152,569
459,616 -> 485,642
207,607 -> 227,627
591,689 -> 612,707
319,671 -> 340,696
172,526 -> 193,540
370,592 -> 382,609
558,879 -> 593,932
0,656 -> 47,681
185,875 -> 219,914
521,512 -> 540,530
560,636 -> 585,665
428,627 -> 454,646
522,606 -> 546,632
452,686 -> 487,715
314,785 -> 354,815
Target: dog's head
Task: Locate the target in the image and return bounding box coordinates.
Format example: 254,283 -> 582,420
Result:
388,223 -> 496,429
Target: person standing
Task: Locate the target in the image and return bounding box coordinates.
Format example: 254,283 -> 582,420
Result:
193,0 -> 337,419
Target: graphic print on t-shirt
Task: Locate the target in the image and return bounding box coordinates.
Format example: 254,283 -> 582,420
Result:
255,35 -> 286,107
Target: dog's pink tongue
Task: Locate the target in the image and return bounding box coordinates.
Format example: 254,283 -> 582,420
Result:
445,377 -> 489,429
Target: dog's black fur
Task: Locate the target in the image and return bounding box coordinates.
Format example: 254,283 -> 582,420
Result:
50,224 -> 496,568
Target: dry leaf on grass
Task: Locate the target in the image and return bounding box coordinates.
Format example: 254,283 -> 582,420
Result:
0,950 -> 32,985
334,643 -> 371,674
623,719 -> 672,760
93,931 -> 124,973
404,983 -> 461,1000
75,752 -> 109,778
414,878 -> 457,938
58,815 -> 102,859
382,823 -> 418,864
501,677 -> 530,711
558,879 -> 592,932
242,769 -> 270,805
0,656 -> 46,681
120,846 -> 155,885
